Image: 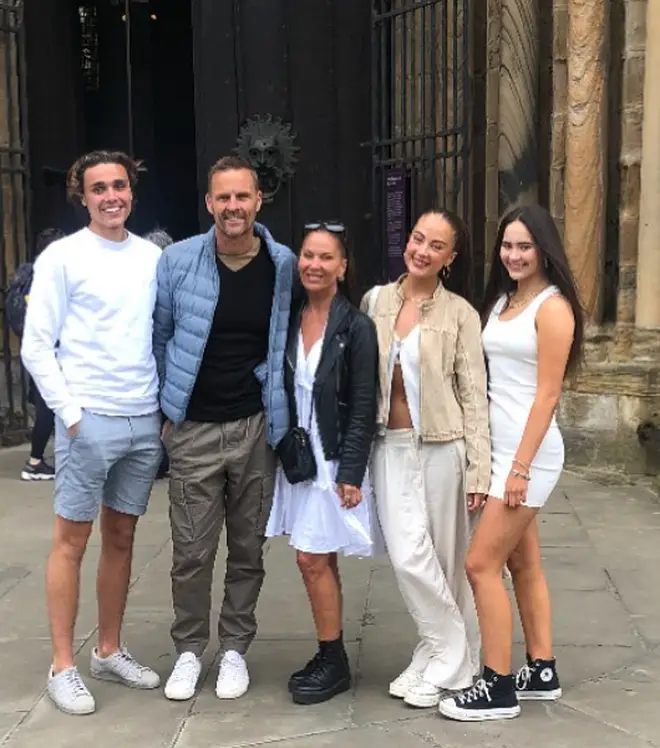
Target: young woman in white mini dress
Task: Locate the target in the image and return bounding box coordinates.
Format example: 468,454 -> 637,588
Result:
439,205 -> 584,723
266,222 -> 380,706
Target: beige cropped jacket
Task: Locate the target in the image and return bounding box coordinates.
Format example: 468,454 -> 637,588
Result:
361,277 -> 491,494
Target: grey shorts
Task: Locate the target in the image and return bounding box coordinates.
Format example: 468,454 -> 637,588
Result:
54,410 -> 163,522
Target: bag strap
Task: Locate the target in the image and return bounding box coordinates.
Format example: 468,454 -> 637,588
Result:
286,329 -> 315,433
367,285 -> 383,318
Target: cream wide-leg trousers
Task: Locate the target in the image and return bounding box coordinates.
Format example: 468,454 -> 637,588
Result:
372,429 -> 480,690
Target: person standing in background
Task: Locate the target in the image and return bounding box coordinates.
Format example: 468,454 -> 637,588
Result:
6,228 -> 66,480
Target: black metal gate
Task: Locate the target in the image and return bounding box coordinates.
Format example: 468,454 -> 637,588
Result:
371,0 -> 471,282
0,0 -> 31,444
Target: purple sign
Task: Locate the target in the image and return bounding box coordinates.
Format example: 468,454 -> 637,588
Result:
385,168 -> 409,280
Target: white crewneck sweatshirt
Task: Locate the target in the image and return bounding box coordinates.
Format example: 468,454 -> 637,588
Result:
21,227 -> 162,428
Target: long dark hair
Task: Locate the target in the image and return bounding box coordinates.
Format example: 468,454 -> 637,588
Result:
421,209 -> 474,304
481,204 -> 584,375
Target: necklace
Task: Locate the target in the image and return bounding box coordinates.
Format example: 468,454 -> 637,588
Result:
402,279 -> 435,304
506,286 -> 549,311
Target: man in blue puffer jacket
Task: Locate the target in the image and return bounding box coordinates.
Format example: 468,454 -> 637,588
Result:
153,156 -> 297,703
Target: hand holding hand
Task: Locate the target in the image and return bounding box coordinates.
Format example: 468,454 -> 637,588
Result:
467,493 -> 486,512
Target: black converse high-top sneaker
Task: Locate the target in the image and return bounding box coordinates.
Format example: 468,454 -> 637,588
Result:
515,655 -> 562,701
438,666 -> 521,722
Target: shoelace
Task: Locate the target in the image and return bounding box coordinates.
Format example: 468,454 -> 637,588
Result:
297,652 -> 322,676
64,669 -> 90,698
113,648 -> 147,678
515,664 -> 532,691
220,654 -> 246,679
457,678 -> 492,705
171,655 -> 199,683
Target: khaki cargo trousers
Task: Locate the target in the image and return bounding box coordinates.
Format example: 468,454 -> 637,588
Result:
165,412 -> 275,656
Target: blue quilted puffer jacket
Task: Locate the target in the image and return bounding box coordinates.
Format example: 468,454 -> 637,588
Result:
153,223 -> 297,447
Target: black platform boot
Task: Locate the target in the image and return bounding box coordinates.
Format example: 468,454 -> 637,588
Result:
290,637 -> 351,705
288,648 -> 323,693
288,632 -> 348,693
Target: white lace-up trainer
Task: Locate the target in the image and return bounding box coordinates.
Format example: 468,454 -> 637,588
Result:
164,652 -> 202,701
90,645 -> 160,689
47,666 -> 96,715
404,678 -> 444,708
215,650 -> 250,699
388,666 -> 424,699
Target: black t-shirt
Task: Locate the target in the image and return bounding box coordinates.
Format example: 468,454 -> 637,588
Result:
186,246 -> 275,423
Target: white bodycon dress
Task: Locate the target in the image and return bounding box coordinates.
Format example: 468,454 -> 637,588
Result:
481,286 -> 564,508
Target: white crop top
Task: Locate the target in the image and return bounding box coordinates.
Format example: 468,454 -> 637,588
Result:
387,325 -> 421,433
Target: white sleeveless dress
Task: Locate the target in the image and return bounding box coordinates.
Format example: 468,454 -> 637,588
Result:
266,330 -> 382,557
481,286 -> 564,508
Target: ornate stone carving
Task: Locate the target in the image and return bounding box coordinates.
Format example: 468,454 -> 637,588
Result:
234,115 -> 299,203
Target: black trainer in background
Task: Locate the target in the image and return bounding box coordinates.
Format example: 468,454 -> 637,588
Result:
515,655 -> 562,700
21,459 -> 55,481
438,666 -> 521,721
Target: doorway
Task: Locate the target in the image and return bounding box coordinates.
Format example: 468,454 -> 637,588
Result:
25,0 -> 200,241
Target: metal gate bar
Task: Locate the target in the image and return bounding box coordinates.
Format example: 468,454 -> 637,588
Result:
0,0 -> 31,444
371,0 -> 471,281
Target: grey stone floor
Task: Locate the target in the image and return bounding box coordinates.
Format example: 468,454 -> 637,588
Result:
1,445 -> 660,748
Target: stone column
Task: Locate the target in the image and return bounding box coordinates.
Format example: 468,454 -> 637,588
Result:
484,0 -> 502,265
549,0 -> 568,240
564,0 -> 608,320
635,0 -> 660,329
616,0 -> 646,325
498,0 -> 540,211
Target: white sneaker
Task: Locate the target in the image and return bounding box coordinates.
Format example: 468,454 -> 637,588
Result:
90,645 -> 160,689
388,666 -> 423,699
404,678 -> 442,708
164,653 -> 202,701
215,650 -> 250,699
47,666 -> 96,715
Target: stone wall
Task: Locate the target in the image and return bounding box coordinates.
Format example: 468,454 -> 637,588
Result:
555,0 -> 660,480
489,0 -> 660,479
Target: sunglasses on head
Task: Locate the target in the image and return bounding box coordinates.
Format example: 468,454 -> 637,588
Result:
303,221 -> 346,235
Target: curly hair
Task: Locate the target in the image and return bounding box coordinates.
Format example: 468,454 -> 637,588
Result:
66,150 -> 140,204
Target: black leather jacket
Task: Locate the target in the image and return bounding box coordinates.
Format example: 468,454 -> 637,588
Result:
284,292 -> 378,488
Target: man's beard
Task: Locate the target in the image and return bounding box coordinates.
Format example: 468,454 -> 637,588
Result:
217,212 -> 253,237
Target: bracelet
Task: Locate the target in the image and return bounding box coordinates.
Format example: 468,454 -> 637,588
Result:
511,468 -> 531,481
513,458 -> 530,471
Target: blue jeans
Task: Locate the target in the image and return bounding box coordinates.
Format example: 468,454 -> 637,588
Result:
54,410 -> 162,522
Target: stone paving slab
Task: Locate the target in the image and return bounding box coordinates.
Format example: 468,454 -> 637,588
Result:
0,443 -> 659,748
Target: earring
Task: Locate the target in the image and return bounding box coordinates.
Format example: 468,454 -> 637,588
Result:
440,265 -> 451,280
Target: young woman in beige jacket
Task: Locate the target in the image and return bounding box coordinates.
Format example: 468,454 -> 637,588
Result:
362,210 -> 490,708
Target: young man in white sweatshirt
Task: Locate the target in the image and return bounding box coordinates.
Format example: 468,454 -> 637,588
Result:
21,151 -> 163,716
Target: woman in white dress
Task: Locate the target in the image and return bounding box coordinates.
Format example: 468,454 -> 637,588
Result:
362,210 -> 491,709
439,205 -> 584,722
266,221 -> 379,706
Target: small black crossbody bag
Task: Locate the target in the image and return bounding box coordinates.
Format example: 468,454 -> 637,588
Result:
276,355 -> 317,485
